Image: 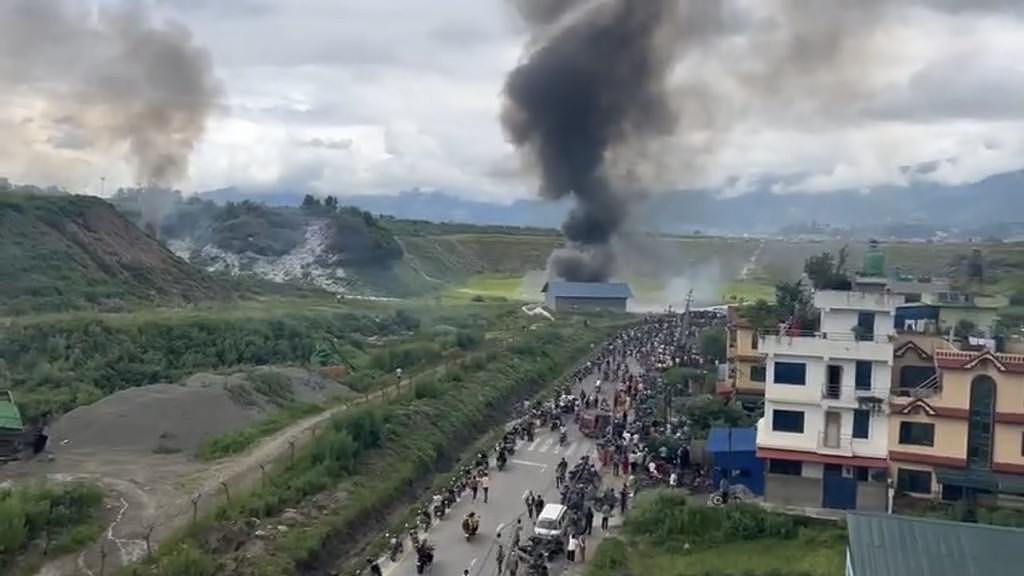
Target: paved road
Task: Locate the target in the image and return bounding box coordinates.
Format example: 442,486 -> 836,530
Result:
385,383 -> 612,576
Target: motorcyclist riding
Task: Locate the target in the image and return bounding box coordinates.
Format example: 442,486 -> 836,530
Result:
462,511 -> 480,540
559,424 -> 568,446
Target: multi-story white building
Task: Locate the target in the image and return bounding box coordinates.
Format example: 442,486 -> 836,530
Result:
756,290 -> 904,511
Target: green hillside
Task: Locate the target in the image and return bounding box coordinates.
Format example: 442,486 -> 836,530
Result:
0,193 -> 228,315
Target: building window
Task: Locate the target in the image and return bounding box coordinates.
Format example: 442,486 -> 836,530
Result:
855,361 -> 872,390
854,467 -> 870,482
898,422 -> 935,447
856,312 -> 875,341
899,366 -> 936,389
769,459 -> 802,476
773,362 -> 806,385
750,365 -> 766,383
897,468 -> 932,495
853,409 -> 870,439
772,409 -> 805,433
968,375 -> 996,468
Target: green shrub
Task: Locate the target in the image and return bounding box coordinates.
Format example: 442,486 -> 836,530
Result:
0,482 -> 103,561
589,537 -> 628,575
155,543 -> 218,576
624,491 -> 798,549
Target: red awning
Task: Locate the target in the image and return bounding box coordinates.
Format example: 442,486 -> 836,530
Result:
757,447 -> 888,469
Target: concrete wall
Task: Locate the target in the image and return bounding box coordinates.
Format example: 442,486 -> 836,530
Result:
994,422 -> 1024,470
856,481 -> 888,512
553,297 -> 627,313
889,412 -> 968,462
765,473 -> 822,508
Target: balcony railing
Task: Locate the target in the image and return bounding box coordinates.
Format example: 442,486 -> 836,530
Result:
818,432 -> 853,454
892,373 -> 941,399
760,329 -> 894,344
822,384 -> 887,402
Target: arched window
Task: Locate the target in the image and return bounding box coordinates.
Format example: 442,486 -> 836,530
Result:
967,375 -> 996,468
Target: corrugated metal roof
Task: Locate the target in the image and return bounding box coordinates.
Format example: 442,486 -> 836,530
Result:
0,391 -> 24,431
706,427 -> 756,453
846,512 -> 1024,576
541,281 -> 632,299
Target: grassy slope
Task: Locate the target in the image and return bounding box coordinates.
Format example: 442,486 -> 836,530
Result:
0,193 -> 227,315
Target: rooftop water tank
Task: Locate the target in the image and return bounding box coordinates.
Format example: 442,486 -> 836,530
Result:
863,239 -> 885,277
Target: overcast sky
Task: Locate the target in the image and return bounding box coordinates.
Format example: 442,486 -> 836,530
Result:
4,0 -> 1024,202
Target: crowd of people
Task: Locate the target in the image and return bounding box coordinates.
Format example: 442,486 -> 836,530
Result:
368,310 -> 736,576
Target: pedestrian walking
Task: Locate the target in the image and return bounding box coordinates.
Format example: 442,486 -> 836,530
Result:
524,491 -> 535,520
611,455 -> 620,476
600,506 -> 611,531
469,474 -> 479,501
619,486 -> 629,515
513,518 -> 523,548
567,533 -> 579,563
584,505 -> 594,535
496,541 -> 506,575
534,495 -> 545,519
481,473 -> 490,503
579,535 -> 587,563
507,548 -> 519,576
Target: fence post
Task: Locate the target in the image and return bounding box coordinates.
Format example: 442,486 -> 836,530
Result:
191,494 -> 201,525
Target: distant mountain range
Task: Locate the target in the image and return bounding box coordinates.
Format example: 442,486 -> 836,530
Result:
199,169 -> 1024,239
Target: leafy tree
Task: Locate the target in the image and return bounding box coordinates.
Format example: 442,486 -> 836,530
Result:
300,194 -> 321,211
804,247 -> 851,290
739,299 -> 779,330
700,328 -> 727,364
323,195 -> 338,212
774,280 -> 817,330
954,319 -> 980,341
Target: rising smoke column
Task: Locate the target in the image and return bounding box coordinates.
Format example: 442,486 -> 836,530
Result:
502,0 -> 680,282
0,0 -> 220,213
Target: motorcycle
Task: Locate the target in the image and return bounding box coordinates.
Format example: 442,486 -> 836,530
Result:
415,542 -> 434,574
462,514 -> 480,541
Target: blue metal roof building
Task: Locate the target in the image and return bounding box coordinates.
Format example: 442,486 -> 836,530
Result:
541,281 -> 632,313
707,426 -> 764,496
845,511 -> 1024,576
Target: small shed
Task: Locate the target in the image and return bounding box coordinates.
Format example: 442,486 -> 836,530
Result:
706,426 -> 763,496
0,390 -> 25,460
541,281 -> 632,313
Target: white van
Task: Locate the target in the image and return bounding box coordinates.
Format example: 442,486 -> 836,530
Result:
534,503 -> 569,540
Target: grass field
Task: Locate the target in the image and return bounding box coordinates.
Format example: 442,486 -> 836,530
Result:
589,491 -> 846,576
600,535 -> 845,576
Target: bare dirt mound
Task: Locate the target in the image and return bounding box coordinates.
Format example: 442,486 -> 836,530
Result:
48,368 -> 350,457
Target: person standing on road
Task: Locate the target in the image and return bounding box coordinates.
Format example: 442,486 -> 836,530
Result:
534,494 -> 545,519
482,473 -> 491,503
600,505 -> 611,531
513,518 -> 523,548
469,474 -> 479,501
524,491 -> 535,520
619,485 -> 629,515
567,533 -> 579,563
579,534 -> 587,563
507,547 -> 520,576
584,505 -> 594,535
496,539 -> 506,575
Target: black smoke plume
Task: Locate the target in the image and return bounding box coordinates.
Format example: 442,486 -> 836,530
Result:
502,0 -> 679,282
